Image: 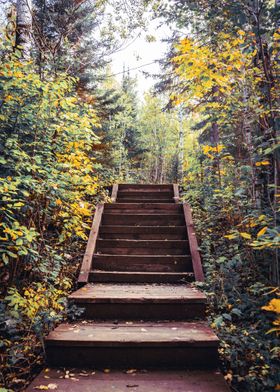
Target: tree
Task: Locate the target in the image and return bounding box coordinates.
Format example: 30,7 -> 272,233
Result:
16,0 -> 33,58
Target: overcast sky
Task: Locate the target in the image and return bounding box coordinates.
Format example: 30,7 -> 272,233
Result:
110,19 -> 171,98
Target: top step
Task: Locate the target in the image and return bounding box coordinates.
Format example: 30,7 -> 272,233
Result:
119,184 -> 174,191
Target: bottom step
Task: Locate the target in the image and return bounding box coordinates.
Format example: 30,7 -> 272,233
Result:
26,369 -> 230,392
45,321 -> 219,368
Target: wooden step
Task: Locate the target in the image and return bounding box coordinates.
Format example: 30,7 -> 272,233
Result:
89,270 -> 195,283
104,203 -> 183,214
92,254 -> 193,272
45,321 -> 219,368
102,214 -> 185,226
117,198 -> 175,203
119,183 -> 174,190
26,369 -> 230,392
96,239 -> 189,255
117,191 -> 174,199
69,283 -> 206,320
99,226 -> 187,240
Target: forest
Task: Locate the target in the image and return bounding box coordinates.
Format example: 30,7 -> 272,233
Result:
0,0 -> 279,391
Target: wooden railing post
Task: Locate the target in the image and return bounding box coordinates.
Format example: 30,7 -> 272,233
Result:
78,203 -> 104,286
111,184 -> 118,203
183,203 -> 205,282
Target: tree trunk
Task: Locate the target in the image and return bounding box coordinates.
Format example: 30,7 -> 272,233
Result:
16,0 -> 33,59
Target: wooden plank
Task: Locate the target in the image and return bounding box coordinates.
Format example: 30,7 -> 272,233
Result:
105,203 -> 182,210
183,203 -> 205,282
117,198 -> 174,203
89,270 -> 195,283
99,226 -> 187,234
69,283 -> 206,303
97,247 -> 188,255
92,254 -> 193,272
70,302 -> 206,320
26,369 -> 231,392
119,183 -> 173,190
69,283 -> 206,320
98,232 -> 187,240
173,184 -> 180,204
117,191 -> 174,198
46,321 -> 219,346
111,184 -> 118,202
104,203 -> 183,214
102,214 -> 185,226
96,239 -> 189,248
78,204 -> 104,285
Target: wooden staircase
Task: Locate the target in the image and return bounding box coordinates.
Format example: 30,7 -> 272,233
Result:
27,184 -> 230,391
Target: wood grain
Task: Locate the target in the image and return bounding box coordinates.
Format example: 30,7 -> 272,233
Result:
78,203 -> 104,285
183,203 -> 205,282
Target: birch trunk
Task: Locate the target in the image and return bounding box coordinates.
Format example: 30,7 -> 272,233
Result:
16,0 -> 33,59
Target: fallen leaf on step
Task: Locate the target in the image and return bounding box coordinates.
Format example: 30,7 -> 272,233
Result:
34,384 -> 57,390
47,384 -> 58,390
126,385 -> 139,388
126,369 -> 137,374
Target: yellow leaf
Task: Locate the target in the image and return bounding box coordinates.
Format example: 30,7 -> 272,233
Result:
257,227 -> 268,237
224,234 -> 237,240
255,161 -> 270,166
262,299 -> 280,314
240,232 -> 252,240
237,29 -> 245,36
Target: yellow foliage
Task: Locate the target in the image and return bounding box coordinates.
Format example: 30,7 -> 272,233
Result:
255,161 -> 270,166
240,232 -> 252,240
262,298 -> 280,314
257,227 -> 268,237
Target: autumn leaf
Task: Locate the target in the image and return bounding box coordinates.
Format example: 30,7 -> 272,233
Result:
257,227 -> 268,237
240,232 -> 252,240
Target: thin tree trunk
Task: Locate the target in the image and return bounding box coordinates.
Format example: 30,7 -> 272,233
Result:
16,0 -> 33,59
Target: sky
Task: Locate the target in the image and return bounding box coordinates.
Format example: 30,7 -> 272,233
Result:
110,19 -> 171,98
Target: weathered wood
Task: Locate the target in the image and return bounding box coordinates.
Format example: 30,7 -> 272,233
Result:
173,184 -> 180,204
92,254 -> 192,272
99,232 -> 187,240
29,183 -> 223,391
117,198 -> 174,203
102,214 -> 185,226
71,302 -> 206,320
78,204 -> 104,285
119,184 -> 173,190
117,191 -> 174,199
111,184 -> 118,202
46,321 -> 219,346
96,239 -> 189,249
183,203 -> 205,282
46,321 -> 219,368
89,270 -> 195,283
69,283 -> 206,319
26,369 -> 231,392
105,202 -> 182,210
70,283 -> 206,303
99,225 -> 186,235
104,203 -> 183,215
